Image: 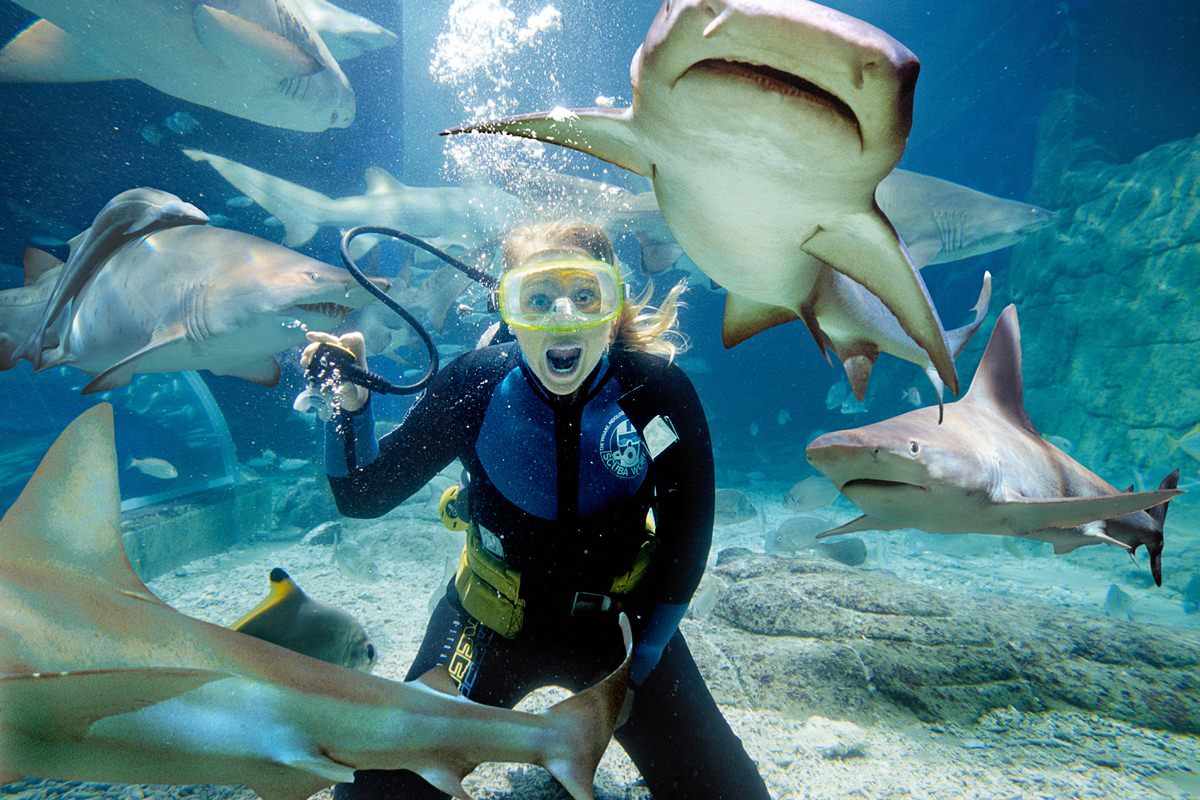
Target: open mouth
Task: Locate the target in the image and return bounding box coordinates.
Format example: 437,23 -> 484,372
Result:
295,302 -> 355,320
682,59 -> 860,131
546,345 -> 582,374
841,478 -> 925,492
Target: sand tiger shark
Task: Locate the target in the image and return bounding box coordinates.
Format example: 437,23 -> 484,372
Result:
443,0 -> 962,395
0,403 -> 631,798
14,187 -> 210,371
2,195 -> 390,392
184,148 -> 527,253
806,305 -> 1182,585
0,0 -> 396,85
0,0 -> 355,131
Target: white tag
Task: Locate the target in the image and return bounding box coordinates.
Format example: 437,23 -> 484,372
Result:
480,526 -> 505,558
642,415 -> 679,460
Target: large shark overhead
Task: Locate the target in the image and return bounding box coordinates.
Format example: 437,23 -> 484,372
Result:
805,305 -> 1182,585
1,0 -> 355,131
444,0 -> 961,394
0,404 -> 631,799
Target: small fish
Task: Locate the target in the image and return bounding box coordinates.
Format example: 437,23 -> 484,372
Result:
749,422 -> 759,437
164,110 -> 201,136
139,124 -> 163,146
1184,575 -> 1200,615
840,394 -> 869,415
127,456 -> 178,480
900,386 -> 922,407
777,408 -> 792,426
278,457 -> 311,472
245,449 -> 277,468
263,216 -> 284,228
714,488 -> 756,526
1043,434 -> 1073,452
1103,584 -> 1134,621
687,580 -> 719,619
766,514 -> 827,554
232,567 -> 377,671
825,381 -> 849,411
594,95 -> 617,108
225,195 -> 255,209
784,476 -> 839,511
29,234 -> 67,248
206,213 -> 233,227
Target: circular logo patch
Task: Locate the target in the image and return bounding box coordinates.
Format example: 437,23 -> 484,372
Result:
600,413 -> 647,479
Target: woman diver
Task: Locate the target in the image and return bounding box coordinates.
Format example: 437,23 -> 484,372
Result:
304,220 -> 770,799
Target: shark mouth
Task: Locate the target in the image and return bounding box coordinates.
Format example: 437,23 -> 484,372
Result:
547,345 -> 582,374
295,302 -> 355,320
841,478 -> 925,492
683,59 -> 860,133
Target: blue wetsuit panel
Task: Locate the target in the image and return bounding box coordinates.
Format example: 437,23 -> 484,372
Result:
476,364 -> 649,521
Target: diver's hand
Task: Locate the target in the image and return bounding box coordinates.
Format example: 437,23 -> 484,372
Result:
299,330 -> 370,413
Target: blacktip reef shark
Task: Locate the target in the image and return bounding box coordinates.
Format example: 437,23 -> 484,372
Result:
3,193 -> 390,393
183,148 -> 527,254
0,0 -> 396,85
806,305 -> 1182,585
14,187 -> 210,371
0,403 -> 632,799
443,0 -> 961,395
0,0 -> 354,131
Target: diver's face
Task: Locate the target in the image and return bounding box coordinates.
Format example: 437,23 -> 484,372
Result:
515,321 -> 614,395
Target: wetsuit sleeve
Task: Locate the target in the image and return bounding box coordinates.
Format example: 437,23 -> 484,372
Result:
325,353 -> 489,518
636,358 -> 715,606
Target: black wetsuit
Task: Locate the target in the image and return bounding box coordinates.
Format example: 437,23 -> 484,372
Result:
324,343 -> 769,799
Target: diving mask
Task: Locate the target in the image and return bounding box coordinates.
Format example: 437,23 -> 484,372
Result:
497,256 -> 624,332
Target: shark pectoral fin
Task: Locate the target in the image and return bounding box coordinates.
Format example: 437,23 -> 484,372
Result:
0,20 -> 131,83
1004,489 -> 1183,531
83,327 -> 188,394
415,767 -> 470,800
801,210 -> 957,395
721,293 -> 798,348
415,665 -> 461,695
816,515 -> 899,537
193,4 -> 321,78
218,358 -> 283,387
444,108 -> 651,177
0,668 -> 228,738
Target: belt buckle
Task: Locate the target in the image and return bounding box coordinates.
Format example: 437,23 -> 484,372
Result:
570,591 -> 612,616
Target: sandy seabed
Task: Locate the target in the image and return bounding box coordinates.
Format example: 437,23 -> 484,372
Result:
3,487 -> 1198,800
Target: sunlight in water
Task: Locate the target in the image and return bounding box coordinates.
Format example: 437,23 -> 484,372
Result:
430,0 -> 568,182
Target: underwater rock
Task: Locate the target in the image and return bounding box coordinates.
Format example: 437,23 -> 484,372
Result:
701,550 -> 1200,734
1009,110 -> 1200,483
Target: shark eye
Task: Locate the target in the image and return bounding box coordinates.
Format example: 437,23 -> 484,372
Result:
909,441 -> 920,455
307,271 -> 319,281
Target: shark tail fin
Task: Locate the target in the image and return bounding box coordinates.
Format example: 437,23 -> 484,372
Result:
1144,468 -> 1180,587
183,149 -> 324,246
540,613 -> 633,800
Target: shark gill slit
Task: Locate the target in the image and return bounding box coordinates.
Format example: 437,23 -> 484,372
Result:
685,59 -> 862,145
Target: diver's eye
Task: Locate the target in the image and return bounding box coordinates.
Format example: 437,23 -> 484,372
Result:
572,287 -> 599,311
525,292 -> 552,313
909,441 -> 920,455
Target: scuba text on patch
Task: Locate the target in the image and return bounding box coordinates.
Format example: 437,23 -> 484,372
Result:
599,412 -> 648,479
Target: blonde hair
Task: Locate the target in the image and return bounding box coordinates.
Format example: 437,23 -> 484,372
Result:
501,220 -> 689,361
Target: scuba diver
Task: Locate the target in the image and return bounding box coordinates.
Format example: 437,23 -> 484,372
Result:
303,220 -> 771,799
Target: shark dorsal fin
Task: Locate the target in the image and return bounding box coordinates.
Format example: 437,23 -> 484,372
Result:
364,167 -> 405,196
22,247 -> 63,285
962,304 -> 1037,434
232,567 -> 304,630
0,403 -> 160,602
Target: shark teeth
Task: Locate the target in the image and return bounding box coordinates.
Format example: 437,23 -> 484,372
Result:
687,58 -> 857,120
295,302 -> 354,319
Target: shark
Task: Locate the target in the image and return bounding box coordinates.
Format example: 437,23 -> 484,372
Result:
183,148 -> 527,253
443,0 -> 962,395
14,187 -> 210,370
4,216 -> 391,393
354,262 -> 474,362
0,0 -> 355,131
0,248 -> 62,370
0,403 -> 631,799
0,0 -> 396,84
805,305 -> 1182,585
